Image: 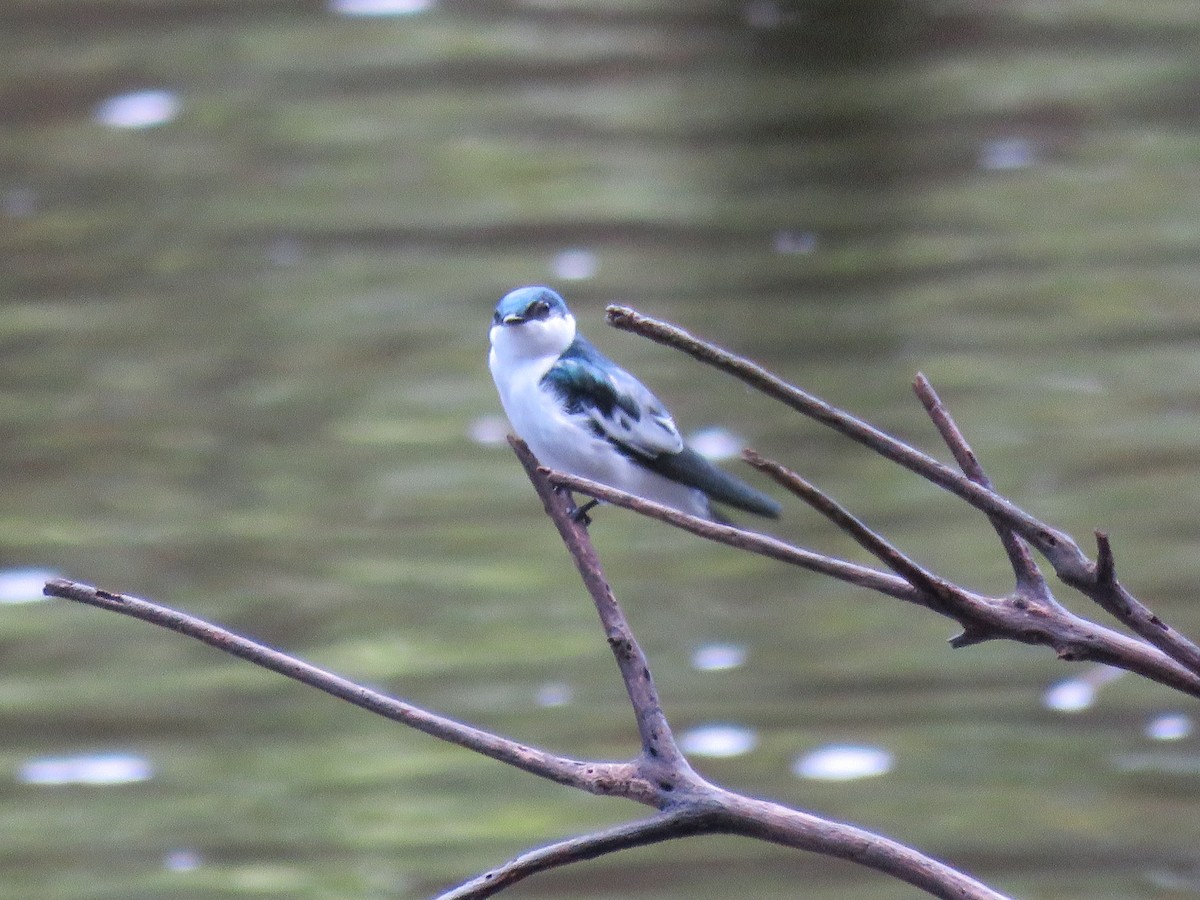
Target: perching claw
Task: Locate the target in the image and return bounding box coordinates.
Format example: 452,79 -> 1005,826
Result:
571,498 -> 599,526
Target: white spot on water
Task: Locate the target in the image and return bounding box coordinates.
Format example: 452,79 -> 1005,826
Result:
468,414 -> 510,446
18,752 -> 154,786
330,0 -> 434,17
687,426 -> 743,461
0,568 -> 58,604
979,137 -> 1036,171
691,642 -> 747,672
792,744 -> 893,781
164,849 -> 203,872
1146,713 -> 1193,742
773,230 -> 818,255
535,682 -> 574,708
1043,678 -> 1096,713
680,723 -> 757,758
94,89 -> 180,130
551,249 -> 597,281
1043,666 -> 1125,713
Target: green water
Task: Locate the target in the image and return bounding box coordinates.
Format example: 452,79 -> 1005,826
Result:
5,2 -> 1200,898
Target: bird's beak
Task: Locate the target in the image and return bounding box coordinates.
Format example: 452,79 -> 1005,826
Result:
502,314 -> 524,324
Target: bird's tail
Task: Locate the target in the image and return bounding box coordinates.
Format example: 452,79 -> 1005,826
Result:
647,447 -> 782,518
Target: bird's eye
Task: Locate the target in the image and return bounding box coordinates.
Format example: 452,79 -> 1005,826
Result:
527,300 -> 550,319
492,309 -> 503,324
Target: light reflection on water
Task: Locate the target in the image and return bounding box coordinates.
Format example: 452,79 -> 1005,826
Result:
792,744 -> 893,782
550,248 -> 599,281
329,0 -> 435,17
1042,665 -> 1127,713
1145,713 -> 1193,742
0,568 -> 58,604
679,723 -> 759,758
690,641 -> 748,672
18,752 -> 154,786
93,89 -> 181,130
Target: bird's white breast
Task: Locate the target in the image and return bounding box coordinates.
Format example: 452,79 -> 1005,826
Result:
488,331 -> 577,470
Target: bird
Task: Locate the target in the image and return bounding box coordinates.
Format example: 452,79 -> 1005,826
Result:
488,285 -> 781,521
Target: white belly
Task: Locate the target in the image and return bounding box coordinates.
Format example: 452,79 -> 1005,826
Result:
489,353 -> 709,518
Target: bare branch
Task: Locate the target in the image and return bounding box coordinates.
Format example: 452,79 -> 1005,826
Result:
742,449 -> 960,615
913,373 -> 1048,597
509,437 -> 691,773
606,305 -> 1200,680
542,462 -> 1200,698
605,305 -> 1091,583
1095,530 -> 1115,587
436,812 -> 711,900
1086,531 -> 1187,661
539,468 -> 922,604
41,578 -> 652,802
442,785 -> 1017,900
709,789 -> 1014,900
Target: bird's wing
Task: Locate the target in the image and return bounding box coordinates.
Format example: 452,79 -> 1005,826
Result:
542,337 -> 684,459
542,337 -> 781,518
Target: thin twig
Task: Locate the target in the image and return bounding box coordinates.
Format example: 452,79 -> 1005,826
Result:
605,306 -> 1090,582
742,449 -> 961,615
1086,531 -> 1187,659
441,783 -> 1017,900
606,305 -> 1200,680
913,373 -> 1049,597
41,578 -> 651,802
708,788 -> 1014,900
436,811 -> 713,900
540,468 -> 922,604
537,463 -> 1200,697
510,437 -> 692,773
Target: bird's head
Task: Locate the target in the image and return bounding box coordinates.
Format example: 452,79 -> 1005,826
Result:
489,286 -> 576,361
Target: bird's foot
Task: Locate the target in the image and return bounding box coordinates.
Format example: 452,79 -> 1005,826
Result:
570,498 -> 599,527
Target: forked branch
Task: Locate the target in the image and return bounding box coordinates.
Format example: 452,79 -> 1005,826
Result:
43,441 -> 1015,900
44,307 -> 1195,900
604,304 -> 1200,686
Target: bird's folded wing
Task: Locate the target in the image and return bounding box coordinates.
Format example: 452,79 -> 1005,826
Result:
542,348 -> 684,459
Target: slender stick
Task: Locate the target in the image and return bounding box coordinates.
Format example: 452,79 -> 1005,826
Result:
540,468 -> 922,604
41,578 -> 651,802
707,788 -> 1014,900
436,811 -> 713,900
743,449 -> 960,614
605,306 -> 1090,581
913,373 -> 1049,597
509,437 -> 691,773
606,305 -> 1200,679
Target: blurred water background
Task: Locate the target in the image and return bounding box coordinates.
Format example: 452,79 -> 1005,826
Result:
5,1 -> 1200,898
